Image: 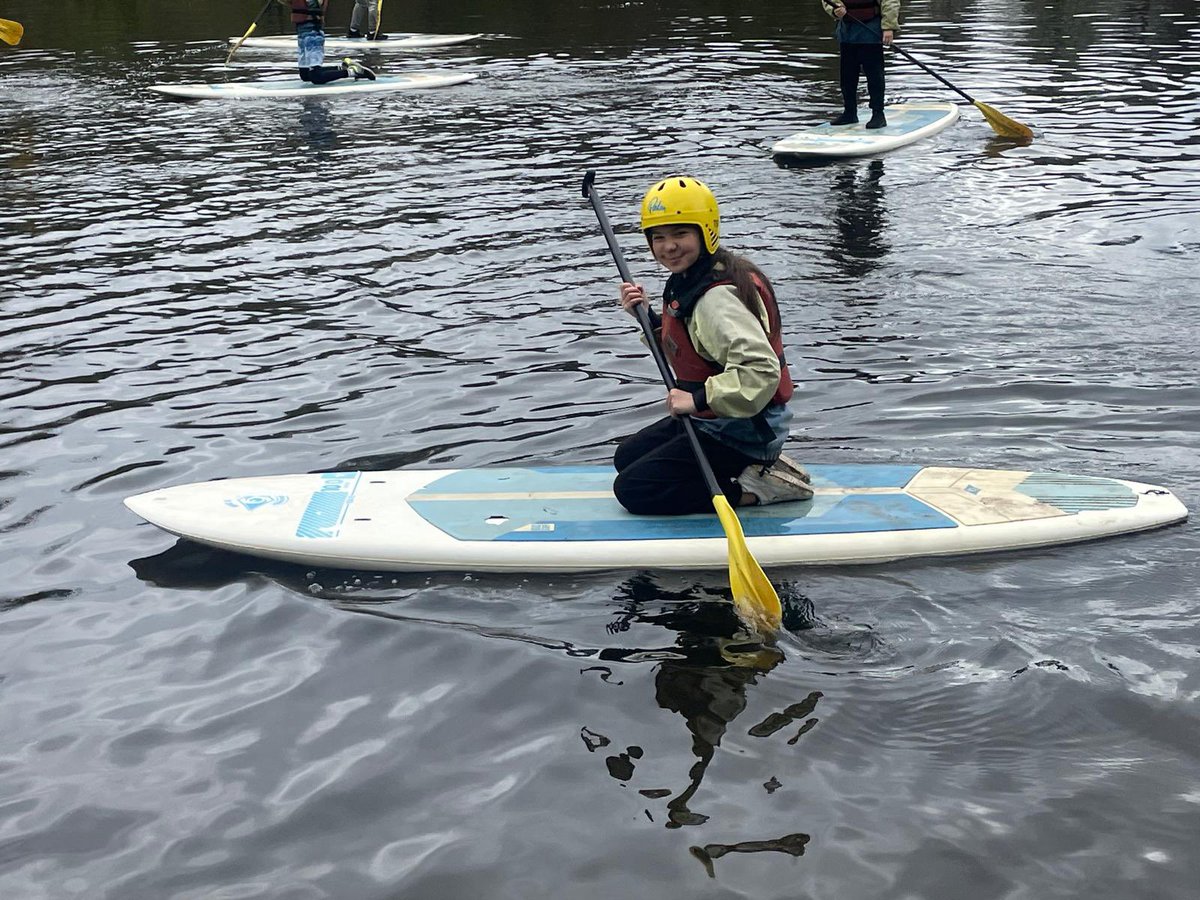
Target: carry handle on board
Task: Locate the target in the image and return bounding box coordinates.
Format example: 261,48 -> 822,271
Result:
581,170 -> 783,634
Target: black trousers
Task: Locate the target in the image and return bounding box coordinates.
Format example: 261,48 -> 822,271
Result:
300,65 -> 349,85
839,42 -> 886,113
613,417 -> 756,516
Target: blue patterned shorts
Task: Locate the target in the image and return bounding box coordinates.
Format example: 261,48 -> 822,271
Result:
296,22 -> 326,68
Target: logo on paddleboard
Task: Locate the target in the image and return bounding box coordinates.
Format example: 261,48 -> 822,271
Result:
647,198 -> 667,213
226,495 -> 288,511
296,472 -> 361,540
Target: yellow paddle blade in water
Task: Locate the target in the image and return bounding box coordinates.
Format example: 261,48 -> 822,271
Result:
0,18 -> 25,45
975,100 -> 1035,141
712,494 -> 782,634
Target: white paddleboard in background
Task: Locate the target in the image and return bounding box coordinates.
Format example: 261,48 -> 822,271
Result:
124,464 -> 1188,574
773,101 -> 959,158
229,32 -> 483,51
149,70 -> 478,100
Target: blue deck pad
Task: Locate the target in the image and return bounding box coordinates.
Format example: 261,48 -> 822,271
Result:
412,464 -> 925,497
408,465 -> 953,543
800,106 -> 953,143
807,464 -> 924,490
411,466 -> 619,496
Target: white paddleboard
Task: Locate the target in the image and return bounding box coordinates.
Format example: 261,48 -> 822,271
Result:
228,32 -> 483,51
124,464 -> 1187,573
773,101 -> 959,158
149,70 -> 477,100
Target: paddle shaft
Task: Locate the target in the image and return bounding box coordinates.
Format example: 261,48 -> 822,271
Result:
890,44 -> 977,104
372,0 -> 383,41
227,0 -> 276,63
581,171 -> 726,501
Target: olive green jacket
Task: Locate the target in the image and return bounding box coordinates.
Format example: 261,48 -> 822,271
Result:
684,283 -> 781,419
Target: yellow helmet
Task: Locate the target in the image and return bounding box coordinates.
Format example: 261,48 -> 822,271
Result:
640,175 -> 720,254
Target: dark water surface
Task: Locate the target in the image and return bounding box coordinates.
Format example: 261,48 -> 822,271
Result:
2,1 -> 1199,897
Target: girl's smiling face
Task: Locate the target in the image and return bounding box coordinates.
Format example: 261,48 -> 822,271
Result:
647,225 -> 703,274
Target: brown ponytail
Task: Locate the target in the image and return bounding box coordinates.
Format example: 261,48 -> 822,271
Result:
711,248 -> 774,320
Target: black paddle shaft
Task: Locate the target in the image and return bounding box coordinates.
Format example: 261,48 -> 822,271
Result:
249,0 -> 277,30
580,170 -> 725,500
890,44 -> 976,104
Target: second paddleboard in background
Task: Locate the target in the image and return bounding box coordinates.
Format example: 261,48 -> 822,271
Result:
772,101 -> 959,159
149,70 -> 478,100
228,32 -> 483,52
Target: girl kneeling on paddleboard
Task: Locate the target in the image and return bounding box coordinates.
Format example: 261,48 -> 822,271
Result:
614,176 -> 812,516
293,0 -> 376,84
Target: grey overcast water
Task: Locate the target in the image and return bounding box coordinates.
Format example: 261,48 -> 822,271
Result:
1,0 -> 1198,897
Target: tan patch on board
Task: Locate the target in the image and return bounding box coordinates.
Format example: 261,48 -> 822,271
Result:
907,467 -> 1067,526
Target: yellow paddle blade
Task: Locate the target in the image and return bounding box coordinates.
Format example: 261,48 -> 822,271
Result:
712,494 -> 782,633
226,22 -> 258,64
0,18 -> 24,46
975,100 -> 1034,141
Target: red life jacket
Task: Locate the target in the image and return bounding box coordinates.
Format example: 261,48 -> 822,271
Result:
660,273 -> 794,419
291,0 -> 328,25
843,0 -> 882,23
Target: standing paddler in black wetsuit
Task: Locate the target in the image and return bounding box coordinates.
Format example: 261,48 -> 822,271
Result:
821,0 -> 899,129
292,0 -> 377,84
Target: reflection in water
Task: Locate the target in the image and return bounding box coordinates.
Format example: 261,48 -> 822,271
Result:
829,159 -> 889,278
129,538 -> 256,588
576,574 -> 824,876
292,99 -> 339,159
690,832 -> 811,879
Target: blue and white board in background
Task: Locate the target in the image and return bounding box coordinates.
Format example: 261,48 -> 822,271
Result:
228,33 -> 483,52
149,71 -> 477,100
772,101 -> 959,158
124,464 -> 1188,573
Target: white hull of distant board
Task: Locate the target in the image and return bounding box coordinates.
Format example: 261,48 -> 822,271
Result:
149,71 -> 477,100
124,464 -> 1188,574
229,33 -> 483,51
772,101 -> 959,158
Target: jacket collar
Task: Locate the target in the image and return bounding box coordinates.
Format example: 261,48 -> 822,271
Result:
663,253 -> 722,318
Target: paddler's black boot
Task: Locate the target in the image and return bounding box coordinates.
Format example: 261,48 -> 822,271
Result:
830,110 -> 858,126
865,109 -> 887,129
347,27 -> 364,38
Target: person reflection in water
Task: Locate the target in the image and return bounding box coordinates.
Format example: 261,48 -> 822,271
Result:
830,159 -> 890,278
589,577 -> 821,832
292,0 -> 376,83
821,0 -> 899,128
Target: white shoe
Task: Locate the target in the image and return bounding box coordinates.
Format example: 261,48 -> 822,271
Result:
341,58 -> 377,81
771,453 -> 811,484
737,456 -> 814,506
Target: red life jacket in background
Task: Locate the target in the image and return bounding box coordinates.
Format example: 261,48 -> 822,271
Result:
660,273 -> 794,418
842,0 -> 882,23
291,0 -> 328,25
